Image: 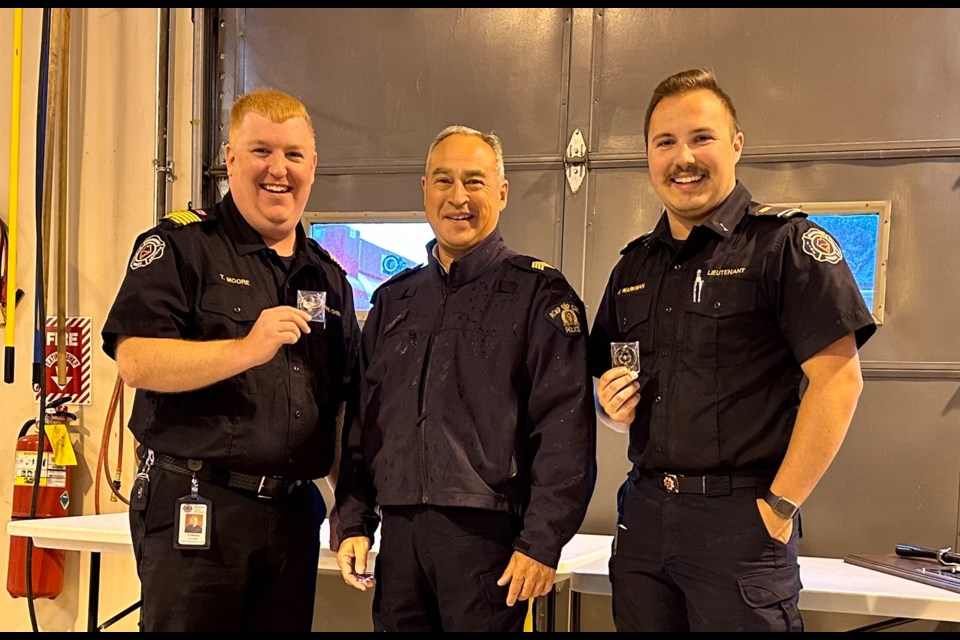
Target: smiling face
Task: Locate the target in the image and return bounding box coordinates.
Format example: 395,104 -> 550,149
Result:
225,112 -> 318,255
421,133 -> 508,269
646,89 -> 743,237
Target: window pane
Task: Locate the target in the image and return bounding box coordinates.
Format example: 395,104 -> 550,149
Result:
309,223 -> 434,312
807,213 -> 879,311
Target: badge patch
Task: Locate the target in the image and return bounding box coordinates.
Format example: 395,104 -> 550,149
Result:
547,302 -> 581,335
130,235 -> 166,270
801,228 -> 843,264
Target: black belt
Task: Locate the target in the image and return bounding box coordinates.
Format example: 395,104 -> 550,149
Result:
634,469 -> 772,496
151,452 -> 307,499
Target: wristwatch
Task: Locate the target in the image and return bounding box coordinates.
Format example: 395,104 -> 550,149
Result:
764,490 -> 800,519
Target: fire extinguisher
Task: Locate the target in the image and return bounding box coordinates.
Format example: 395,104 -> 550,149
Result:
6,399 -> 76,599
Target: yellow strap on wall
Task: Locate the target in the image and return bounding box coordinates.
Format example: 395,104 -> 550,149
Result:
4,8 -> 23,380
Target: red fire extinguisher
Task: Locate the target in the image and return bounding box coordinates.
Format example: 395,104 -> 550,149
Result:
6,403 -> 75,599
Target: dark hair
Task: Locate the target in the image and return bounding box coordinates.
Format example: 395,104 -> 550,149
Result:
643,68 -> 740,146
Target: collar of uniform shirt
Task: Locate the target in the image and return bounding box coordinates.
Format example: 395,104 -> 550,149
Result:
220,190 -> 309,257
651,180 -> 754,244
426,228 -> 507,288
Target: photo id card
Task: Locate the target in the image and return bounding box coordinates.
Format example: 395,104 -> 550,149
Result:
174,496 -> 212,550
297,290 -> 327,325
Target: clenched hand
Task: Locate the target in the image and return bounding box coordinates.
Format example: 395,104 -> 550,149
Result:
240,306 -> 312,367
596,367 -> 641,424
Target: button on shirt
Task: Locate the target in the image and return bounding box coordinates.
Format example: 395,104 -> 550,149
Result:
588,182 -> 876,474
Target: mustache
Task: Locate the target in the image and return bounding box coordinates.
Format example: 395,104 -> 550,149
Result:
668,164 -> 710,181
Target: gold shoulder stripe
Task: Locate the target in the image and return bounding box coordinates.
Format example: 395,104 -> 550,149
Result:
328,253 -> 345,272
531,260 -> 554,271
163,210 -> 203,226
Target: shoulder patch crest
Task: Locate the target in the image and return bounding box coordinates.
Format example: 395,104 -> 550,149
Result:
130,235 -> 166,270
801,227 -> 844,264
545,301 -> 582,336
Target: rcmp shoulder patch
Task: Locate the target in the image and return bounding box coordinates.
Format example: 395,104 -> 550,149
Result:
545,300 -> 583,336
161,208 -> 207,228
749,203 -> 807,220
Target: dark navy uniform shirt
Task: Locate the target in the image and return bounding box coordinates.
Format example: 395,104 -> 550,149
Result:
102,192 -> 360,479
336,229 -> 597,567
588,182 -> 876,475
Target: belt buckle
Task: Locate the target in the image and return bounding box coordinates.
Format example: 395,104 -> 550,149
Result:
257,476 -> 302,499
662,473 -> 679,493
256,476 -> 275,500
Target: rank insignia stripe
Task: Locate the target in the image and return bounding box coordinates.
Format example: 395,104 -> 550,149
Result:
531,260 -> 554,271
162,210 -> 204,227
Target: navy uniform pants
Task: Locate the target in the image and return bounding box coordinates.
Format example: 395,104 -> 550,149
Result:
130,465 -> 324,632
610,475 -> 803,632
373,505 -> 527,632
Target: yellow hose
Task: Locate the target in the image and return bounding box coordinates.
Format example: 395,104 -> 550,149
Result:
5,9 -> 23,365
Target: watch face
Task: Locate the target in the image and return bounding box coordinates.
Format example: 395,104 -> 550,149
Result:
775,500 -> 797,518
766,491 -> 798,518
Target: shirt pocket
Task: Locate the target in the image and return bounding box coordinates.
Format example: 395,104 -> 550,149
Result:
682,280 -> 757,367
614,290 -> 654,354
364,308 -> 418,386
199,286 -> 278,394
199,285 -> 261,339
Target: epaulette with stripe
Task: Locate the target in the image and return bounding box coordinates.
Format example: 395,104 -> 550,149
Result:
507,255 -> 566,282
161,208 -> 209,228
748,203 -> 807,219
308,240 -> 348,276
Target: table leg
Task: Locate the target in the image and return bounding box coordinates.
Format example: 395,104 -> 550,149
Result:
540,590 -> 556,632
570,590 -> 581,632
88,552 -> 100,633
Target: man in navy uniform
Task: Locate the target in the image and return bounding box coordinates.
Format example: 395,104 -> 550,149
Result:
589,69 -> 876,631
103,89 -> 359,631
334,126 -> 597,632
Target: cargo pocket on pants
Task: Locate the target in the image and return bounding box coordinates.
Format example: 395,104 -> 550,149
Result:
738,564 -> 804,631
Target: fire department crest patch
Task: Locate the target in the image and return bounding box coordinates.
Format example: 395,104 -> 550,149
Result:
130,235 -> 166,270
801,228 -> 843,264
546,301 -> 581,336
